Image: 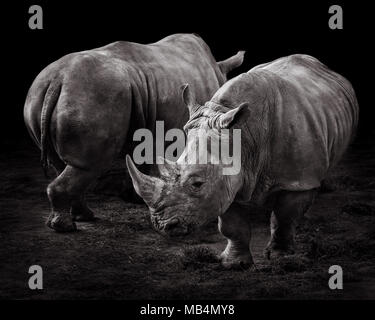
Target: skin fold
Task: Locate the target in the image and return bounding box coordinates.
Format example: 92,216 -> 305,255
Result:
23,33 -> 245,232
127,54 -> 359,268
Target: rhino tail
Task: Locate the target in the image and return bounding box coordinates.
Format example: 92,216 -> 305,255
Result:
40,81 -> 61,178
218,51 -> 245,75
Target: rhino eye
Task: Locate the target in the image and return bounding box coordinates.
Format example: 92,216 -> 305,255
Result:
192,181 -> 204,189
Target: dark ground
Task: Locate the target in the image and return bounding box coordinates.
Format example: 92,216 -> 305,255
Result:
0,132 -> 374,300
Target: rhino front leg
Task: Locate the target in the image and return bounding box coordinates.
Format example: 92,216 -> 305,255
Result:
265,189 -> 316,259
46,165 -> 99,232
218,203 -> 254,269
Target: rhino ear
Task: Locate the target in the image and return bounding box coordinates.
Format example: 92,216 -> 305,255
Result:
219,102 -> 249,128
218,51 -> 245,75
181,83 -> 195,106
181,84 -> 199,117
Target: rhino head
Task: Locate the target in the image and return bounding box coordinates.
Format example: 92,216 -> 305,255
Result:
126,84 -> 252,237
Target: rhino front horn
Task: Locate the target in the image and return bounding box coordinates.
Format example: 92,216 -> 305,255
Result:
126,155 -> 164,207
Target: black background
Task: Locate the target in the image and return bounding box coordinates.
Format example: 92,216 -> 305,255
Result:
2,0 -> 374,146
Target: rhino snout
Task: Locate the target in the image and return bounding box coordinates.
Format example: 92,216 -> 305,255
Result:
163,217 -> 190,237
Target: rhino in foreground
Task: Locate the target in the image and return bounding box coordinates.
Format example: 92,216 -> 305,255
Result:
126,54 -> 359,268
24,33 -> 244,232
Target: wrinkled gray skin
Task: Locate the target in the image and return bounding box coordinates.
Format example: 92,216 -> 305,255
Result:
127,54 -> 359,268
23,33 -> 245,232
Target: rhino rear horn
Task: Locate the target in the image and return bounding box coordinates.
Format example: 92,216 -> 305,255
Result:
126,155 -> 164,208
218,51 -> 245,75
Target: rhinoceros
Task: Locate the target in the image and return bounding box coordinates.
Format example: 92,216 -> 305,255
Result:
23,33 -> 245,232
126,54 -> 359,268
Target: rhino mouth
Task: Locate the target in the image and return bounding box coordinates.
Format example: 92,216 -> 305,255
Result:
151,214 -> 192,238
163,217 -> 191,237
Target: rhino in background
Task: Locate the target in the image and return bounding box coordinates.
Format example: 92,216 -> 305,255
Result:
24,33 -> 245,232
126,54 -> 359,268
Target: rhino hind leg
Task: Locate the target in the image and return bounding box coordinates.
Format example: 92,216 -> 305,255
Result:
218,203 -> 254,270
49,159 -> 96,223
46,165 -> 99,232
265,189 -> 317,259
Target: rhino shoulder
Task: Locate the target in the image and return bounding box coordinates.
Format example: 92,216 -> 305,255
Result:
212,71 -> 273,108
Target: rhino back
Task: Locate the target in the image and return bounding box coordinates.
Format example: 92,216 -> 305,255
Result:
258,54 -> 358,190
25,34 -> 223,166
90,33 -> 223,132
213,54 -> 358,193
28,33 -> 223,132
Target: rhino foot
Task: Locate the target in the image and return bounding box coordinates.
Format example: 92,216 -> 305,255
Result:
219,251 -> 254,270
46,214 -> 77,232
72,207 -> 95,222
264,243 -> 295,260
71,198 -> 96,222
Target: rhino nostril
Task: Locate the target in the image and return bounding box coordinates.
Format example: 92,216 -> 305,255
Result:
164,218 -> 180,231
